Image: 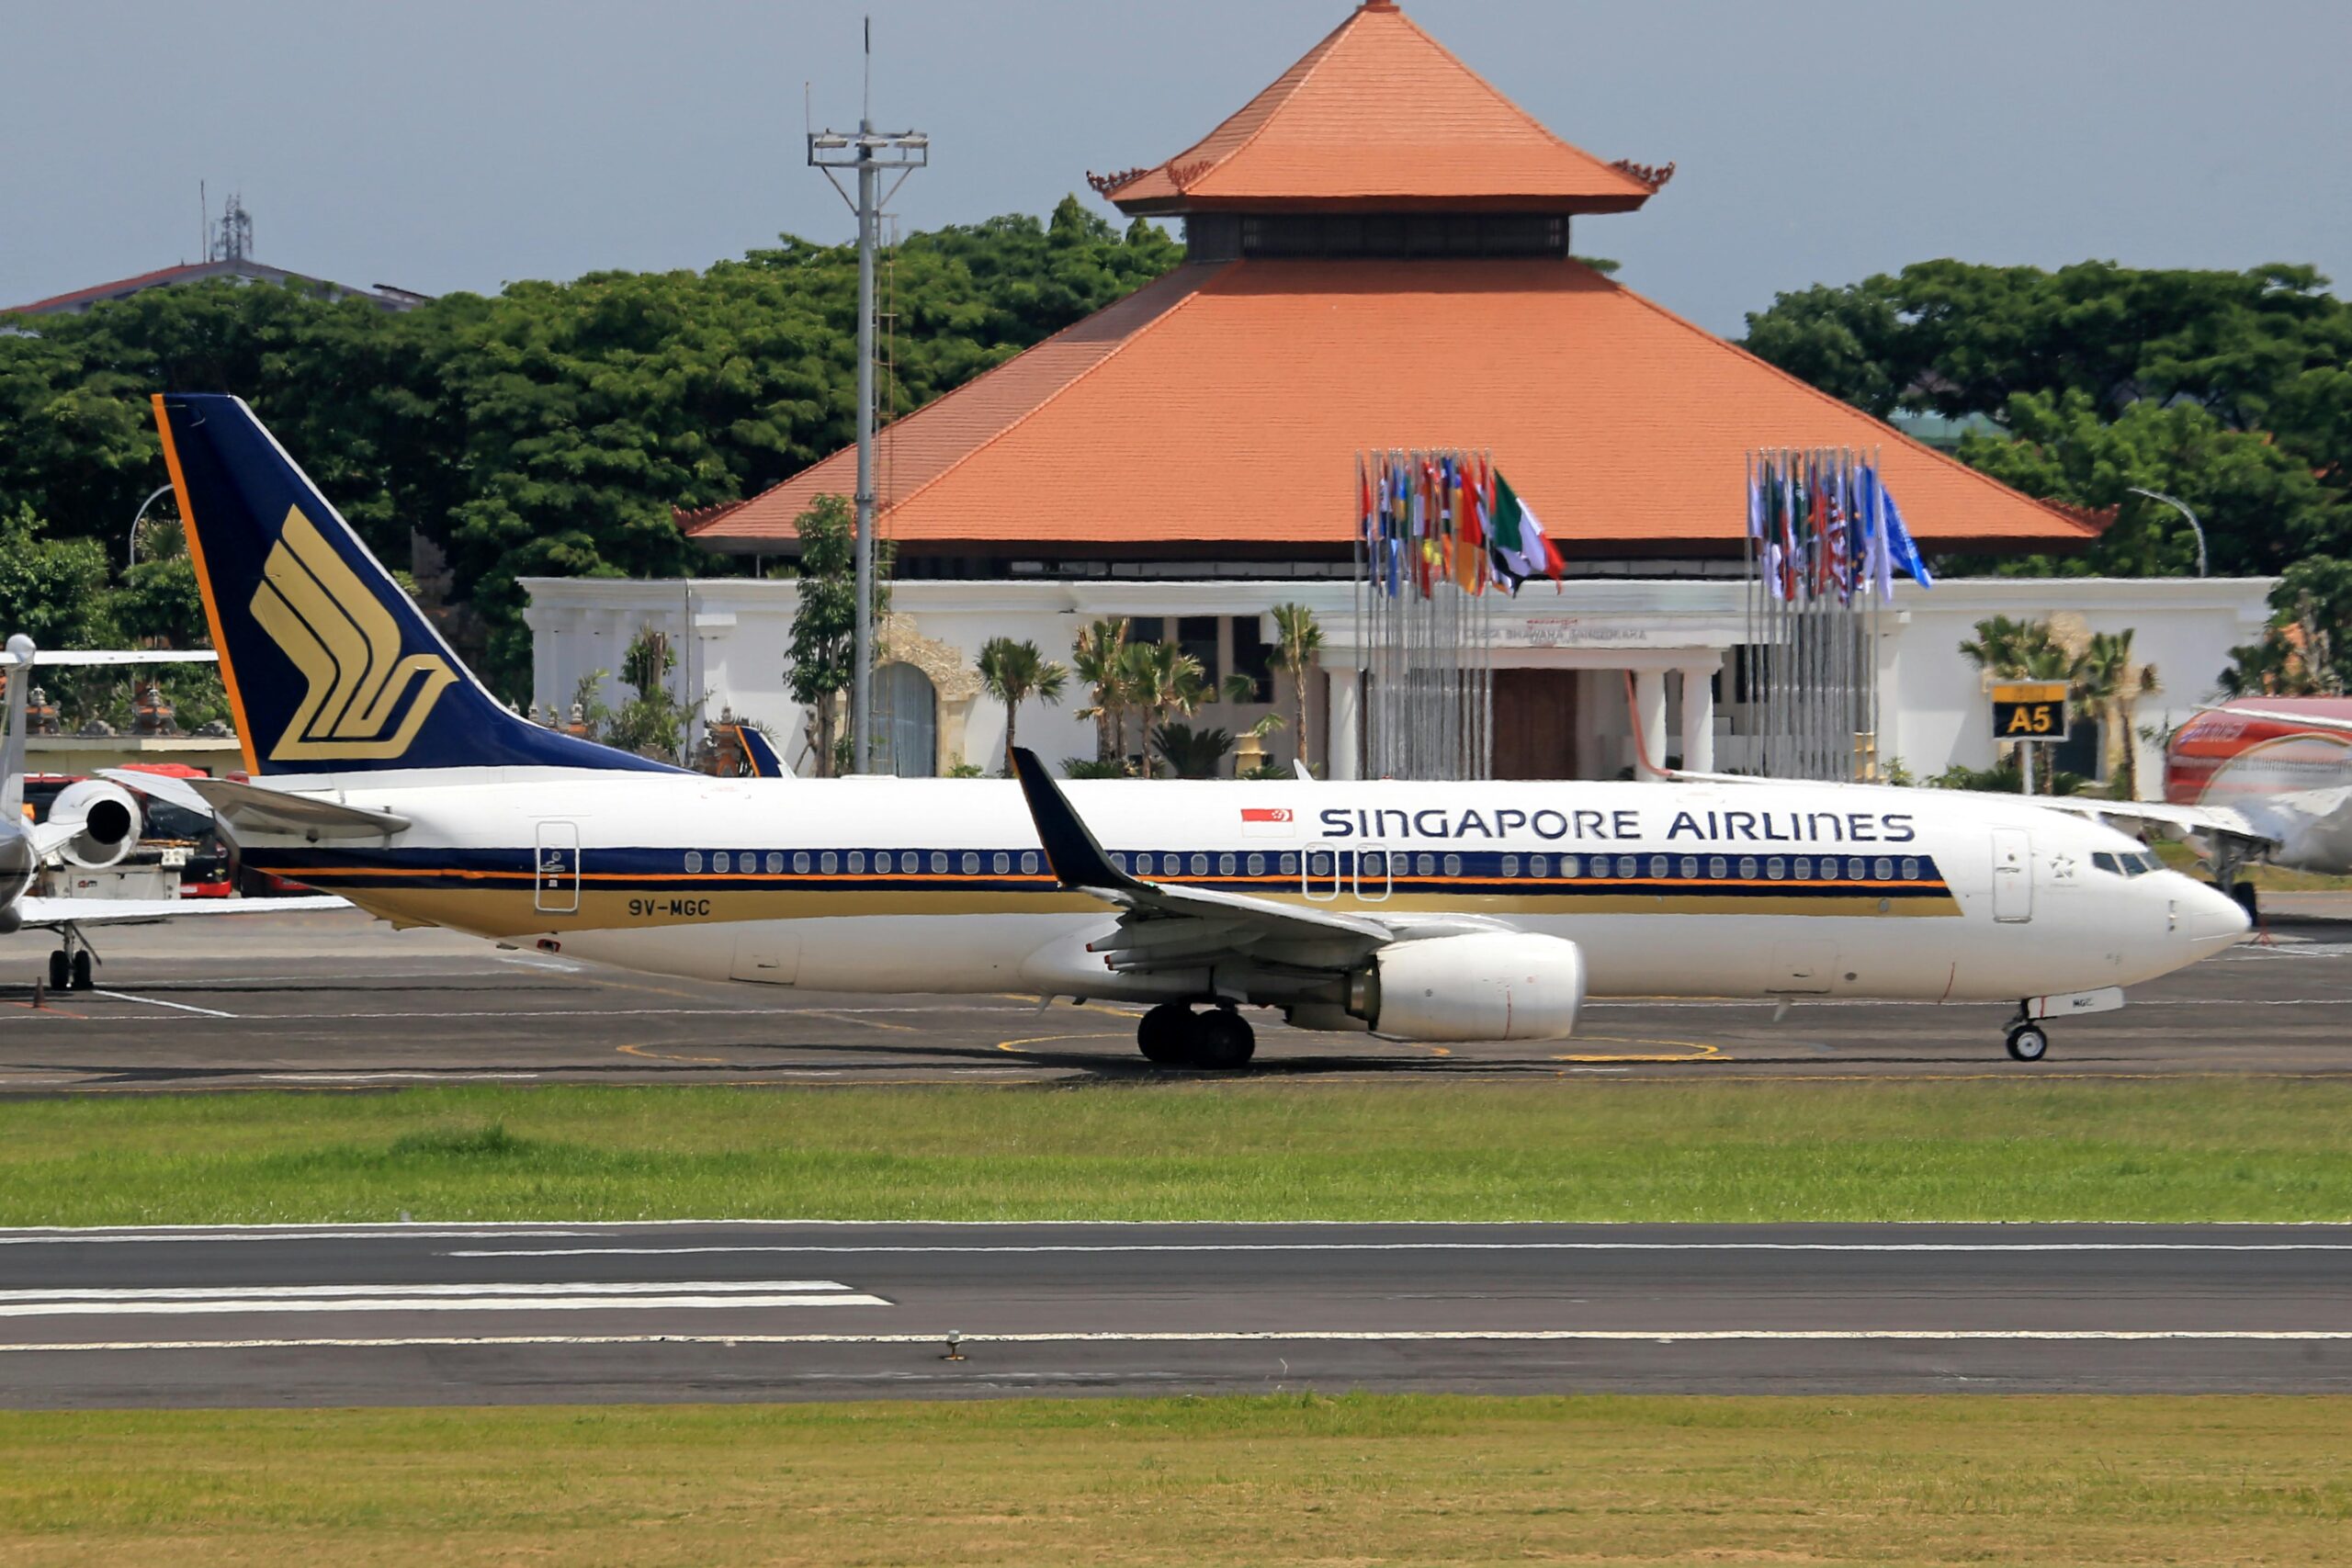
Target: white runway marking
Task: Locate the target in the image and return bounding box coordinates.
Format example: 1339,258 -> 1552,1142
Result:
5,1328 -> 2349,1354
89,989 -> 238,1019
0,1280 -> 888,1318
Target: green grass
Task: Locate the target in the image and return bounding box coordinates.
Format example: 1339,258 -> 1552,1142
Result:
2153,838 -> 2352,891
5,1079 -> 2351,1225
2,1394 -> 2347,1565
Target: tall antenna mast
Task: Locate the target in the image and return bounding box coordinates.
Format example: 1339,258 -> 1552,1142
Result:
809,18 -> 928,776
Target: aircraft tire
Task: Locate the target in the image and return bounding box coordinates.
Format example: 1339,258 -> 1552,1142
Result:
1136,1004 -> 1193,1065
69,951 -> 93,990
47,951 -> 68,992
1191,1008 -> 1256,1070
2005,1023 -> 2049,1063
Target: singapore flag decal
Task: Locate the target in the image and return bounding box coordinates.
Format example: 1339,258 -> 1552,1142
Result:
1238,807 -> 1296,840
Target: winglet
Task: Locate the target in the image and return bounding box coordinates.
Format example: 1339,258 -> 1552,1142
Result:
1009,748 -> 1135,892
733,722 -> 786,778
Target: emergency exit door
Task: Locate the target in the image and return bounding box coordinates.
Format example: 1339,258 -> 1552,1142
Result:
1990,829 -> 2032,923
534,820 -> 580,915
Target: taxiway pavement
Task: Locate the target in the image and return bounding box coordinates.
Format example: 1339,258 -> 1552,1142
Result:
3,1221 -> 2348,1406
5,903 -> 2351,1089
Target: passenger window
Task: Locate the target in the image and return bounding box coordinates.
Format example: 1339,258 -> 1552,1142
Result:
1190,853 -> 1209,877
1849,857 -> 1868,880
765,852 -> 784,874
993,852 -> 1010,874
1900,857 -> 1919,881
793,852 -> 809,874
1765,857 -> 1785,880
846,852 -> 865,874
1530,854 -> 1549,878
1280,853 -> 1298,875
1134,853 -> 1152,875
1649,854 -> 1668,879
1562,855 -> 1581,877
1501,855 -> 1521,877
1792,857 -> 1811,881
713,852 -> 731,874
1443,853 -> 1462,876
684,851 -> 704,874
1023,852 -> 1039,875
1873,857 -> 1894,880
1416,854 -> 1435,877
1247,852 -> 1264,876
1218,853 -> 1237,876
1617,855 -> 1638,879
1679,856 -> 1697,879
1709,856 -> 1727,878
962,852 -> 980,875
1738,857 -> 1758,879
930,852 -> 947,874
1111,852 -> 1127,874
820,852 -> 838,874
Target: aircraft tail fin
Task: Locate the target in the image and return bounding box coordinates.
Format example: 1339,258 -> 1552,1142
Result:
1,634 -> 28,817
153,393 -> 682,778
731,722 -> 787,778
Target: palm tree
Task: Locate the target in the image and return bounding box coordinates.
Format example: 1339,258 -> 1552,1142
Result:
1121,639 -> 1205,776
977,637 -> 1068,775
1958,615 -> 2075,681
1271,603 -> 1323,773
2075,629 -> 2161,797
1151,720 -> 1236,779
1070,616 -> 1130,765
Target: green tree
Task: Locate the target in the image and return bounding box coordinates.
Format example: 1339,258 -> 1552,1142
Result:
779,494 -> 889,776
977,637 -> 1068,776
1120,639 -> 1205,778
1270,603 -> 1324,773
1070,616 -> 1132,765
1151,719 -> 1235,780
2074,628 -> 2160,796
2222,557 -> 2352,696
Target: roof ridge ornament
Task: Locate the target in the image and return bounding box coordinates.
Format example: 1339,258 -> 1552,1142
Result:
1609,158 -> 1676,192
1087,167 -> 1152,199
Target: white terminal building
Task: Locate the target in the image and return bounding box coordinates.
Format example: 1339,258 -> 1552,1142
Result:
528,0 -> 2274,795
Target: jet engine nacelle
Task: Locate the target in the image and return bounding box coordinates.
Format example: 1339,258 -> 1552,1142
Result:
1346,931 -> 1586,1042
46,779 -> 141,869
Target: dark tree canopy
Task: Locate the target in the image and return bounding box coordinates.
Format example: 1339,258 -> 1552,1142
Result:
0,197 -> 1182,692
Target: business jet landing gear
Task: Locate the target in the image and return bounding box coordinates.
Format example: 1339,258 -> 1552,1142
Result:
1135,1003 -> 1256,1069
46,927 -> 96,992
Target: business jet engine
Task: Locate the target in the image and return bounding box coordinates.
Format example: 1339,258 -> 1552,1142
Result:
1304,930 -> 1587,1043
45,779 -> 142,869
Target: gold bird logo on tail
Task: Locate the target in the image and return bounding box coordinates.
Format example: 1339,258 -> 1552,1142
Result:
250,507 -> 458,761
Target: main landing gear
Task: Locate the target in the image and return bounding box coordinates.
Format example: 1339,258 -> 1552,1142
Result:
1136,1002 -> 1257,1070
46,927 -> 95,992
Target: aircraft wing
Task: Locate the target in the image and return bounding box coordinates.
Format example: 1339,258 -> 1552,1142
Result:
13,893 -> 348,930
184,777 -> 411,840
2024,795 -> 2270,845
2197,703 -> 2352,736
96,768 -> 215,817
1008,749 -> 1494,977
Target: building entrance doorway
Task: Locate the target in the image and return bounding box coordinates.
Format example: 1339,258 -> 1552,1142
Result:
1491,669 -> 1577,779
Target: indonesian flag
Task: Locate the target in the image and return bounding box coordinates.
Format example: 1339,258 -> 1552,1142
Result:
1238,807 -> 1296,839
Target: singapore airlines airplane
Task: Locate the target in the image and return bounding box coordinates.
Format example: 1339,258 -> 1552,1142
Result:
145,392 -> 2248,1065
2,637 -> 344,990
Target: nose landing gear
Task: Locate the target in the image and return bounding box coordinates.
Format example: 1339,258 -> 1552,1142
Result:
2004,1020 -> 2049,1062
1135,1002 -> 1257,1069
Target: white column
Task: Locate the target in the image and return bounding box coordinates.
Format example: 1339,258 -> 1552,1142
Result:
1633,667 -> 1668,780
1325,664 -> 1362,781
1679,662 -> 1716,773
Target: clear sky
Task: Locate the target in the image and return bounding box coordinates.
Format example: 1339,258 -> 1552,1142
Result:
5,0 -> 2347,335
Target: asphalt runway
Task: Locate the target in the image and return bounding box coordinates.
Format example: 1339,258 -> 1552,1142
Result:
3,1221 -> 2348,1406
5,901 -> 2352,1089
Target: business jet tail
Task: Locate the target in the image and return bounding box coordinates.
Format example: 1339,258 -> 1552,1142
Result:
153,393 -> 680,779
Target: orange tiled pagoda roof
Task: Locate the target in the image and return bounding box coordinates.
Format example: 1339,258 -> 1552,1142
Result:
1091,0 -> 1659,214
688,257 -> 2101,556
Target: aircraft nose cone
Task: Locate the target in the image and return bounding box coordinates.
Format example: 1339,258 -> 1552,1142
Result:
2178,878 -> 2253,956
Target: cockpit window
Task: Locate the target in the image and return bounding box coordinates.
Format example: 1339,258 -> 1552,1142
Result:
2122,853 -> 2152,876
2092,852 -> 2120,875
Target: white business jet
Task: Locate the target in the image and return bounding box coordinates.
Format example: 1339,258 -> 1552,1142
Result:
143,392 -> 2248,1064
2,636 -> 345,990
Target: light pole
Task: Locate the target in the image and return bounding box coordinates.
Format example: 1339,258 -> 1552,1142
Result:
2126,487 -> 2208,578
809,110 -> 927,774
125,484 -> 174,571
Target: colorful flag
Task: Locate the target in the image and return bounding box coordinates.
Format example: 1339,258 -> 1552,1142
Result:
1489,469 -> 1546,582
1882,479 -> 1934,589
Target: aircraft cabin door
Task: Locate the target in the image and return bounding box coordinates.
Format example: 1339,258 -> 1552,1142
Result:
1990,829 -> 2032,923
534,820 -> 581,915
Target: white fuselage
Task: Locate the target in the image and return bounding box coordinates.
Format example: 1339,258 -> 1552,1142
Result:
240,772 -> 2248,1009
